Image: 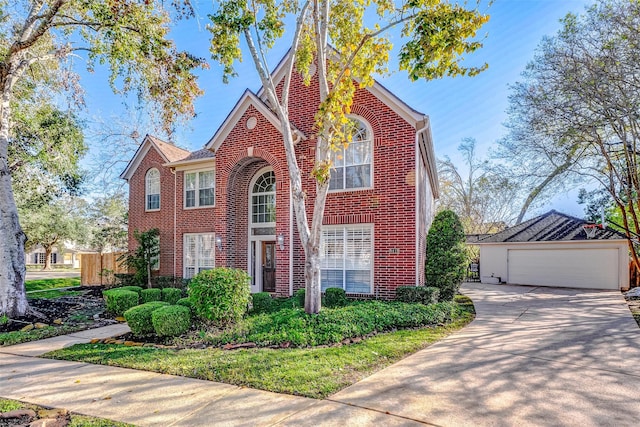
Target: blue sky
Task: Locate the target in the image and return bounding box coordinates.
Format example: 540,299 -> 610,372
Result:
81,0 -> 593,217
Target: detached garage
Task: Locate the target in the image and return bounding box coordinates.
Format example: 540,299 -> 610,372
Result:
476,210 -> 629,290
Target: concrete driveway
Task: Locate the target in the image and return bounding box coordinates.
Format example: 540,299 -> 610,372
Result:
328,283 -> 640,426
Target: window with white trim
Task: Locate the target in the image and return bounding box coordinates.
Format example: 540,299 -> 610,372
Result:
146,168 -> 160,211
185,170 -> 215,208
320,225 -> 373,293
329,118 -> 372,191
184,233 -> 215,279
251,170 -> 276,225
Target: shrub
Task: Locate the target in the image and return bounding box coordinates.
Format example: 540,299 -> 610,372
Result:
396,286 -> 440,304
103,289 -> 139,316
114,273 -> 137,287
162,288 -> 183,305
176,297 -> 193,310
154,276 -> 187,290
251,292 -> 273,314
140,288 -> 162,304
151,305 -> 192,337
188,268 -> 251,325
425,210 -> 467,301
208,300 -> 469,348
117,286 -> 143,295
294,288 -> 305,308
324,288 -> 348,308
124,302 -> 169,335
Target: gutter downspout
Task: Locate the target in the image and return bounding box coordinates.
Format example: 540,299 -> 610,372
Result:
171,168 -> 177,278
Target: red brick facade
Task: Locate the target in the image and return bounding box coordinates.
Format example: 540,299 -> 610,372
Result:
122,62 -> 437,299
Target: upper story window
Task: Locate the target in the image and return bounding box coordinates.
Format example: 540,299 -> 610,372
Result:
185,170 -> 215,208
146,168 -> 160,211
251,169 -> 276,225
329,117 -> 373,191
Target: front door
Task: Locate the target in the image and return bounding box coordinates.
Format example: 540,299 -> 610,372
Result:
262,241 -> 276,292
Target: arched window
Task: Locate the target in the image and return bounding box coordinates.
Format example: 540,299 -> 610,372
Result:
251,169 -> 276,225
146,168 -> 160,211
329,117 -> 373,191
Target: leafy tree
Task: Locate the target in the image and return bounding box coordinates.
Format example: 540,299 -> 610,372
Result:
425,210 -> 466,301
438,138 -> 520,234
0,0 -> 205,316
20,197 -> 88,270
209,0 -> 489,313
87,192 -> 128,253
122,228 -> 160,289
497,0 -> 640,281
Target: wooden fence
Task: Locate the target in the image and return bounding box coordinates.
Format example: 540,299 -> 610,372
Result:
81,252 -> 128,286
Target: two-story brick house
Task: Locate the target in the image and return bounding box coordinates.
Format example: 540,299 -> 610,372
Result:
121,55 -> 439,299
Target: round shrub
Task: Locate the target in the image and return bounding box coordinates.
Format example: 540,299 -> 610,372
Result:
324,288 -> 348,308
152,305 -> 191,337
103,289 -> 139,316
176,297 -> 193,310
396,286 -> 440,304
162,287 -> 183,305
124,301 -> 169,335
116,286 -> 143,295
188,267 -> 251,325
251,292 -> 273,314
425,210 -> 467,301
140,288 -> 162,304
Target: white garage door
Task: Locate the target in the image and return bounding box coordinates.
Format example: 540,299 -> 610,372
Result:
507,248 -> 619,289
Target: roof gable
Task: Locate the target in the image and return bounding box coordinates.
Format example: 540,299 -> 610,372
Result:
119,135 -> 190,181
205,90 -> 305,152
257,50 -> 426,128
477,210 -> 626,243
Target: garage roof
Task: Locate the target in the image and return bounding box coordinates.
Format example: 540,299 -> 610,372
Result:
477,210 -> 626,243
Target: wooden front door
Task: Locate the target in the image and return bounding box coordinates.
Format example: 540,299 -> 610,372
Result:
262,241 -> 276,292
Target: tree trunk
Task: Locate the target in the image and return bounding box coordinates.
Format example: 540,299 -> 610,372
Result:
304,252 -> 322,313
0,92 -> 29,317
43,245 -> 53,270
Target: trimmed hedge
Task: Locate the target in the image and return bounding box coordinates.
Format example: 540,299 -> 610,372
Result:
208,300 -> 469,348
140,288 -> 162,304
103,289 -> 139,316
188,268 -> 251,325
124,302 -> 169,335
152,305 -> 191,337
176,297 -> 193,310
251,292 -> 273,314
396,286 -> 440,304
324,288 -> 348,308
117,286 -> 143,295
162,288 -> 183,305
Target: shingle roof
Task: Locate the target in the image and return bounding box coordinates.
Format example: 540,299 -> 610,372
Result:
477,210 -> 626,243
147,135 -> 190,162
180,148 -> 215,161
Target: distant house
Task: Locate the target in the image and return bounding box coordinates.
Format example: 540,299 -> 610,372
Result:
475,210 -> 629,290
121,53 -> 439,299
25,245 -> 82,268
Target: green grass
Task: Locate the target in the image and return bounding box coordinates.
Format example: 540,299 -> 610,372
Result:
25,277 -> 81,292
45,303 -> 474,398
0,325 -> 86,346
0,398 -> 133,427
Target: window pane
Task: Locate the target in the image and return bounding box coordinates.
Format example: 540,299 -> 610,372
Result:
346,141 -> 371,166
321,270 -> 343,291
199,235 -> 215,268
199,188 -> 214,206
185,267 -> 195,279
321,229 -> 344,269
147,194 -> 160,210
346,227 -> 372,269
199,171 -> 214,189
185,173 -> 196,191
329,168 -> 344,190
185,190 -> 195,208
345,165 -> 370,189
346,270 -> 371,293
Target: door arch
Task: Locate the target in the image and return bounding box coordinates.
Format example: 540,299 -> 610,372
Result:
248,167 -> 276,292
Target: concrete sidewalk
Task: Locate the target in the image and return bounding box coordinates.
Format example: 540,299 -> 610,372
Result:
2,283 -> 639,426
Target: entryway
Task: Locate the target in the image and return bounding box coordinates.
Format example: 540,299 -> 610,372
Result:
248,167 -> 277,293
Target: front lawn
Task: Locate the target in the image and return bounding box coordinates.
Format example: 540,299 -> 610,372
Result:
26,277 -> 82,299
44,295 -> 475,398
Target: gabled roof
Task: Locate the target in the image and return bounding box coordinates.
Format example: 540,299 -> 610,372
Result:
164,148 -> 215,168
205,90 -> 305,152
257,50 -> 426,128
120,135 -> 190,181
476,210 -> 626,243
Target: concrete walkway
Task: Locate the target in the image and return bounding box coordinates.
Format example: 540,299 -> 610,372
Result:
1,283 -> 639,426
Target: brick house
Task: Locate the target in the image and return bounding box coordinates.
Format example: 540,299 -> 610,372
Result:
121,55 -> 439,299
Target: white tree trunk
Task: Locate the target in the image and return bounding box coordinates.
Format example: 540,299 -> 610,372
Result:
0,93 -> 29,317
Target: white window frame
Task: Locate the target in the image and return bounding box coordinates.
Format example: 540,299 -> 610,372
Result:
184,169 -> 215,209
145,168 -> 161,211
320,224 -> 374,294
329,116 -> 374,193
249,167 -> 276,228
183,233 -> 216,279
